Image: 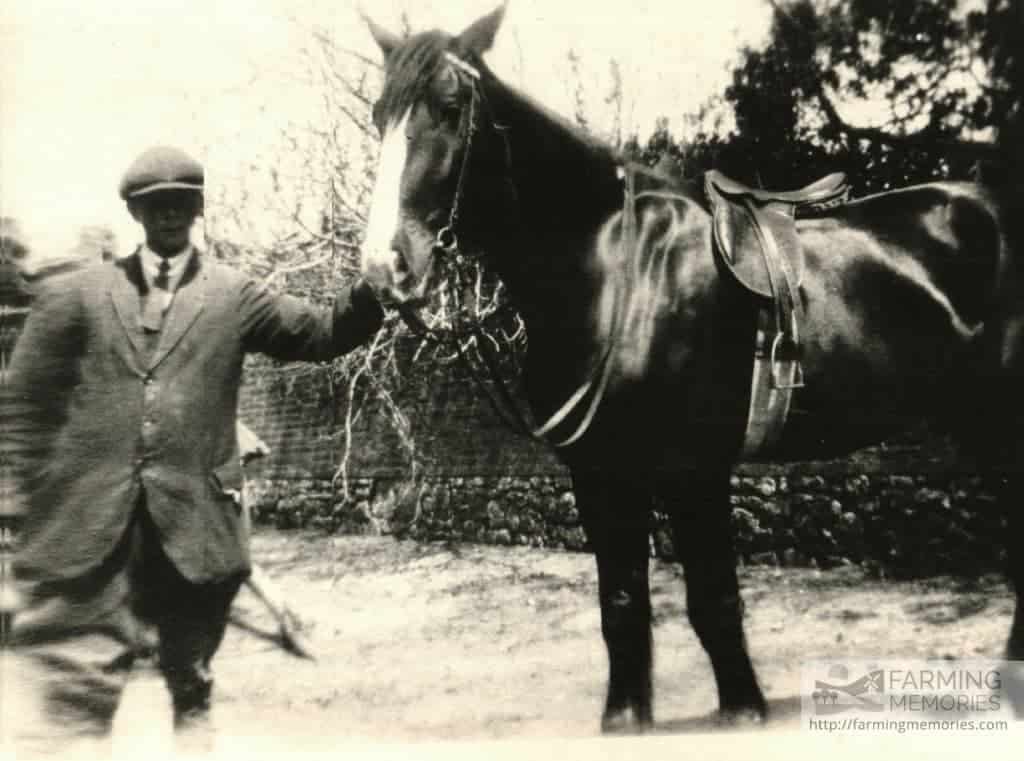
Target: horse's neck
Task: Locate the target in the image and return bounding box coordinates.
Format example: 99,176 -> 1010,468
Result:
481,79 -> 622,332
474,79 -> 625,409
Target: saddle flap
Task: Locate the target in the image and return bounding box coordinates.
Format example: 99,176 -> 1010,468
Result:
710,196 -> 803,300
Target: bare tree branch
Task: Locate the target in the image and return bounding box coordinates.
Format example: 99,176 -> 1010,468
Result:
813,88 -> 1000,160
263,250 -> 335,286
311,30 -> 383,72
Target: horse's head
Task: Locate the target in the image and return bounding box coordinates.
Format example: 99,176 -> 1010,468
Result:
361,5 -> 507,308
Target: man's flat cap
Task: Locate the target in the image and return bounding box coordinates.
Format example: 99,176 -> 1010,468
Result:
119,146 -> 204,200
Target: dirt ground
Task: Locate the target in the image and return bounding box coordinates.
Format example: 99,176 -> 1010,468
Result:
108,529 -> 1022,760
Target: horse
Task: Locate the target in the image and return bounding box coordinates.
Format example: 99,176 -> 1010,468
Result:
358,5 -> 1024,731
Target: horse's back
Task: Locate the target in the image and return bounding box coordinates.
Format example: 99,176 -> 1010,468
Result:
798,181 -> 1003,351
779,181 -> 1017,459
810,182 -> 1002,323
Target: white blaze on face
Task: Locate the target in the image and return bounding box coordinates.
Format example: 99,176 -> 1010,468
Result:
362,109 -> 411,288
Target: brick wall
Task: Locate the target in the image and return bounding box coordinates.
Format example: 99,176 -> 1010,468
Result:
238,344 -> 969,484
239,347 -> 560,481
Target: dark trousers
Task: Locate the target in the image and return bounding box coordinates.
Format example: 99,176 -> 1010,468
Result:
3,502 -> 243,758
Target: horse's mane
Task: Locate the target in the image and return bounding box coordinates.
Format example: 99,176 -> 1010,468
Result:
498,76 -> 620,166
376,30 -> 618,169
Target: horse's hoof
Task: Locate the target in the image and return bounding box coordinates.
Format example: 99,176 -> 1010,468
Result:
716,706 -> 767,729
600,710 -> 653,735
601,711 -> 632,734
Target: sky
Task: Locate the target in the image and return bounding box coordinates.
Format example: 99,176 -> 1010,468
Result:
1,0 -> 772,264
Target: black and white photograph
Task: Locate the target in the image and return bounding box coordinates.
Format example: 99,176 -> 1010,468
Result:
2,1 -> 1023,759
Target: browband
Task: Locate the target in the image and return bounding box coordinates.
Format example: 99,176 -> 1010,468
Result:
444,52 -> 481,79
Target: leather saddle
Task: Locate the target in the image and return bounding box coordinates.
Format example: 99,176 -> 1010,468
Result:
705,169 -> 849,300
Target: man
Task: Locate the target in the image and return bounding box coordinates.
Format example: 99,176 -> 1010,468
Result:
2,145 -> 383,756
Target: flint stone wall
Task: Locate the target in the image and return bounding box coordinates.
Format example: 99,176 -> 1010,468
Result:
244,470 -> 1004,578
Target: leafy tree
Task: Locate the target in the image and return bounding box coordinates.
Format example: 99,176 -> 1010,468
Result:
645,0 -> 1023,196
970,0 -> 1024,183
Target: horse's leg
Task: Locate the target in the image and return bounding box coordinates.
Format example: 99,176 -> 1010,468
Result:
664,467 -> 766,721
993,468 -> 1024,718
1006,473 -> 1024,663
1001,470 -> 1024,664
572,468 -> 654,732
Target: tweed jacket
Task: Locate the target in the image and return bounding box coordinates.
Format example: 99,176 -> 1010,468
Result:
4,250 -> 383,584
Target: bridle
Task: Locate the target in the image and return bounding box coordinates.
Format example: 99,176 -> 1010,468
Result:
390,51 -> 629,450
432,52 -> 481,257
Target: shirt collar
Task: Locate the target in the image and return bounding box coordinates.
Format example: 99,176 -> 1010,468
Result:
140,243 -> 192,291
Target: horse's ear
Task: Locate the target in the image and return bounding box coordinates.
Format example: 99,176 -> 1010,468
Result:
455,2 -> 507,56
361,9 -> 401,59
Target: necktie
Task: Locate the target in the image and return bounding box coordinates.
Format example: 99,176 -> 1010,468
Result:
154,259 -> 170,291
141,260 -> 171,332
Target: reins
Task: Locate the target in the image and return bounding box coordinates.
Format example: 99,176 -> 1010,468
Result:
393,52 -> 634,450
